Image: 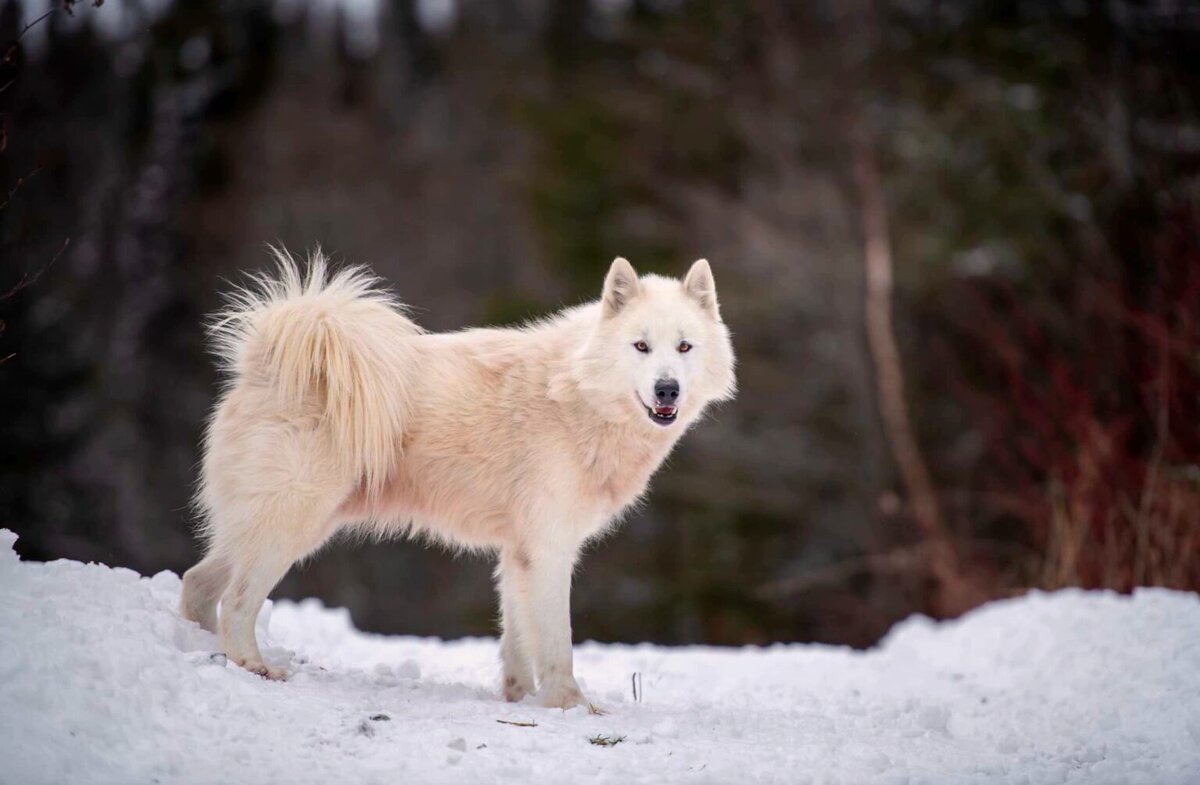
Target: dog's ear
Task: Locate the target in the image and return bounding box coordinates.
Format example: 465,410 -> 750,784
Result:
683,259 -> 720,319
602,257 -> 641,318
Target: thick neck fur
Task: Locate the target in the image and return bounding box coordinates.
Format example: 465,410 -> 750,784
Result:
562,392 -> 681,513
545,322 -> 685,513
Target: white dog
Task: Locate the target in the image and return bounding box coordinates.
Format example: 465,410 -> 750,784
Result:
181,250 -> 736,709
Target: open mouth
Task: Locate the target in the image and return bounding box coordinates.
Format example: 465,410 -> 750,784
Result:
645,404 -> 678,426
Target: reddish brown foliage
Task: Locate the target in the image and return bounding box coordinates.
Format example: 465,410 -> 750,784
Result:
940,205 -> 1200,592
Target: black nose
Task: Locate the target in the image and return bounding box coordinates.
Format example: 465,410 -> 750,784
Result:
654,379 -> 680,405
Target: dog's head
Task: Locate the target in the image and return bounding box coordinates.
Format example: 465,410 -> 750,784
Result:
571,257 -> 736,429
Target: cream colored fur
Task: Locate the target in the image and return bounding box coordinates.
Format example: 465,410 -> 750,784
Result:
181,249 -> 736,708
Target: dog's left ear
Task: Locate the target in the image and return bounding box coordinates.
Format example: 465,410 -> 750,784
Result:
683,259 -> 720,319
602,257 -> 641,318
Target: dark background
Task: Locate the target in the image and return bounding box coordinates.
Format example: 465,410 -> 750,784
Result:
2,0 -> 1198,648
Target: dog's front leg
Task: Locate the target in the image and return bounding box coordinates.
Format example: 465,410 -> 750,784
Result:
496,549 -> 536,702
510,542 -> 587,710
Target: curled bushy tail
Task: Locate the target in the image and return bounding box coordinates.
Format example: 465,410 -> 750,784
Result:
209,246 -> 421,494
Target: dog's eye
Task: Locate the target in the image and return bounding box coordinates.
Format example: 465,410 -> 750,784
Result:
633,340 -> 650,353
677,341 -> 692,353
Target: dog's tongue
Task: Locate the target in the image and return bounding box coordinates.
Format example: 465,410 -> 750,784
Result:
655,406 -> 677,416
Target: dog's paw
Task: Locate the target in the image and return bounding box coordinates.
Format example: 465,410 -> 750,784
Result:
250,662 -> 288,681
538,680 -> 588,710
503,674 -> 534,703
233,656 -> 288,681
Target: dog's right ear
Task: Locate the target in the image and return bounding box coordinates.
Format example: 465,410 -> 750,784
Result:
601,257 -> 641,318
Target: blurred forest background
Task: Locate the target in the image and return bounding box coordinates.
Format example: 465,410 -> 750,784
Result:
2,0 -> 1198,647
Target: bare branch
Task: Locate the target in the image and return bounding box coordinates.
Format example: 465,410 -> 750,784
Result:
0,8 -> 56,74
0,2 -> 101,93
1,237 -> 68,301
0,164 -> 42,211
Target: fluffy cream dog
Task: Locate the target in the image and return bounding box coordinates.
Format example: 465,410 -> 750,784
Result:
181,250 -> 736,709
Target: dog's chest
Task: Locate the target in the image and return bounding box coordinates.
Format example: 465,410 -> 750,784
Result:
578,430 -> 674,515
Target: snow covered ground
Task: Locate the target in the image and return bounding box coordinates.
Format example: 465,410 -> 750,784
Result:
2,528 -> 1198,785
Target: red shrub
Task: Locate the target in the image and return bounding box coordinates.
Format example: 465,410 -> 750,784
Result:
937,204 -> 1200,591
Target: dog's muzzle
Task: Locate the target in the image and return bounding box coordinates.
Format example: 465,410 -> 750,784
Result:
646,379 -> 680,425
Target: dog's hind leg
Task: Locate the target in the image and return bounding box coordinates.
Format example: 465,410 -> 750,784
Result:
214,493 -> 342,680
180,552 -> 231,633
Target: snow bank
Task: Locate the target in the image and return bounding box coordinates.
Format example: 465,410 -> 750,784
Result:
1,529 -> 1198,785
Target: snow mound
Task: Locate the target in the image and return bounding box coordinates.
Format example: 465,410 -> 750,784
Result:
1,529 -> 1198,785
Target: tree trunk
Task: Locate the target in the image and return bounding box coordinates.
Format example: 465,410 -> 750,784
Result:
851,120 -> 985,617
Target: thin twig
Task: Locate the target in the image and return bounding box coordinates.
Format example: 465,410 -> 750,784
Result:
1,3 -> 97,95
0,164 -> 43,211
2,237 -> 67,300
0,7 -> 58,94
2,8 -> 55,61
